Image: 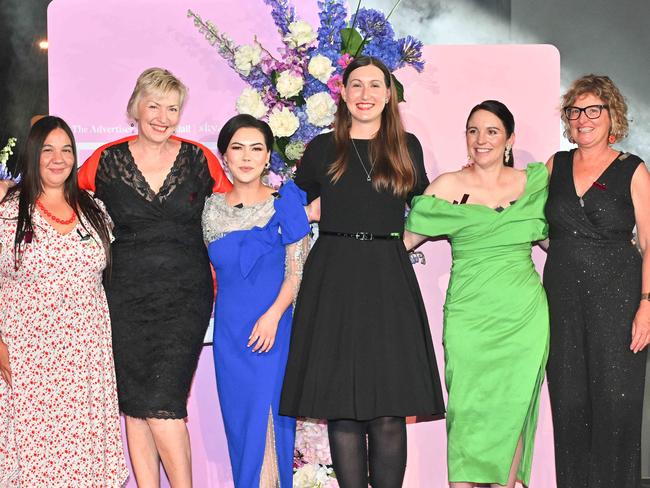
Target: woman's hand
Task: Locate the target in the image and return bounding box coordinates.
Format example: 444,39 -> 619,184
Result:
247,309 -> 281,353
0,338 -> 11,387
630,301 -> 650,353
306,197 -> 321,222
0,180 -> 15,201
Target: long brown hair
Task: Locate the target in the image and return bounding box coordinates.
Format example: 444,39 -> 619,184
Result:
2,116 -> 112,269
328,56 -> 415,198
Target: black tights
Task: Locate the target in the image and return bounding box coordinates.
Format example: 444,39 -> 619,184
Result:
327,416 -> 406,488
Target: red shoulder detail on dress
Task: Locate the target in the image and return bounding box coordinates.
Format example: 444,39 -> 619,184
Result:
171,135 -> 232,193
78,135 -> 138,192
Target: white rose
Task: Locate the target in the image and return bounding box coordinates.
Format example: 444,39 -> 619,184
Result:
308,55 -> 335,83
293,464 -> 319,486
305,92 -> 337,127
275,70 -> 304,99
233,44 -> 262,76
268,107 -> 299,138
283,20 -> 317,48
235,88 -> 268,119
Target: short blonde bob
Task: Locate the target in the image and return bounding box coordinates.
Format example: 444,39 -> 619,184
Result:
561,74 -> 629,143
126,67 -> 188,119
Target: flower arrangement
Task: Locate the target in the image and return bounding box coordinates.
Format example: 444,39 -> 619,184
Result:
0,137 -> 19,182
187,0 -> 425,184
293,418 -> 337,487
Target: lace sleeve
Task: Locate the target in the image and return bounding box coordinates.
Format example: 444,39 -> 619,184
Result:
284,234 -> 310,304
201,194 -> 224,244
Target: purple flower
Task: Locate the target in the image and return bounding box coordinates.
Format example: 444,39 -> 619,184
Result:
398,35 -> 425,72
362,37 -> 402,71
355,8 -> 394,40
262,0 -> 296,35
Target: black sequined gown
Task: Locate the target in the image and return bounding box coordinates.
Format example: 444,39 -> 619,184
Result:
93,141 -> 216,419
544,149 -> 646,488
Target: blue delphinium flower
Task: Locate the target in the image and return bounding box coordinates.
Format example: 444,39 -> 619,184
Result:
246,67 -> 271,92
262,0 -> 296,35
355,8 -> 394,40
270,152 -> 286,173
294,105 -> 327,142
302,75 -> 327,98
316,0 -> 348,62
363,37 -> 402,71
398,35 -> 425,72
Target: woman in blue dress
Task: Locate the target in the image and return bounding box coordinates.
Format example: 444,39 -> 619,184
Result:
201,114 -> 311,488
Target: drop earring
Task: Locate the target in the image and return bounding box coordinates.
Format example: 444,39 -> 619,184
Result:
608,134 -> 616,145
504,145 -> 511,164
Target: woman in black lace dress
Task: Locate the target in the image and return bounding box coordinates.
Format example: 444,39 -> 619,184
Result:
78,68 -> 232,486
544,74 -> 650,488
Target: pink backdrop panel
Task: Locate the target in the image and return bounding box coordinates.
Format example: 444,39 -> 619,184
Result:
48,1 -> 560,486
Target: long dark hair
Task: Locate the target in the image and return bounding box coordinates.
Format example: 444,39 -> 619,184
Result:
328,56 -> 415,198
466,100 -> 515,167
2,116 -> 112,268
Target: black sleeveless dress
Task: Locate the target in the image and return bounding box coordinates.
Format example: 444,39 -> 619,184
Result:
95,141 -> 215,419
279,132 -> 445,420
544,149 -> 646,488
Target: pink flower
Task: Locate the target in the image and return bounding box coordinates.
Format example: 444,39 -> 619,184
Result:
327,74 -> 344,102
337,53 -> 353,68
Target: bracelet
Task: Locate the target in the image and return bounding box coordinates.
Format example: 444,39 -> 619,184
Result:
642,293 -> 650,301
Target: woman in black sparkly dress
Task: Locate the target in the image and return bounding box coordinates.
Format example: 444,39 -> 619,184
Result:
544,74 -> 650,488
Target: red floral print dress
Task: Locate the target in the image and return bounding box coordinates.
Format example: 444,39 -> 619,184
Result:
0,194 -> 128,487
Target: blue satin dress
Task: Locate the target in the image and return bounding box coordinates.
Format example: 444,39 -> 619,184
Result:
203,181 -> 310,488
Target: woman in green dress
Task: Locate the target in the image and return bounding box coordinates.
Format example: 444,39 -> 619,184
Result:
403,100 -> 549,488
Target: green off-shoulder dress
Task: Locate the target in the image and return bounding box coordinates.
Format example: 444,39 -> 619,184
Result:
406,162 -> 550,485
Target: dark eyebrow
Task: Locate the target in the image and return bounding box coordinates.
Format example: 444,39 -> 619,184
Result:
230,142 -> 265,147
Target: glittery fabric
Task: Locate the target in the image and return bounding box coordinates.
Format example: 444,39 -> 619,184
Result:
544,150 -> 646,488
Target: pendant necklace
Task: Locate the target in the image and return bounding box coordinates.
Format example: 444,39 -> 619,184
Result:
350,139 -> 375,182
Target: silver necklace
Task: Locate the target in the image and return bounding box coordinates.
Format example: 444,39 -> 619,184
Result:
350,139 -> 375,182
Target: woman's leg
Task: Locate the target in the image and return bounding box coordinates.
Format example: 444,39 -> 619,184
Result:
367,416 -> 407,488
148,418 -> 193,488
491,438 -> 523,488
125,416 -> 161,488
328,419 -> 369,488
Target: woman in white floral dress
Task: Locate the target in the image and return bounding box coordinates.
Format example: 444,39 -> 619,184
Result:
0,116 -> 127,487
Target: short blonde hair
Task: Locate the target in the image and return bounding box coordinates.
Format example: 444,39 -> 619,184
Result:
126,67 -> 188,119
561,74 -> 629,143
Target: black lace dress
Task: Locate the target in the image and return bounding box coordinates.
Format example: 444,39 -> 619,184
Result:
92,141 -> 217,419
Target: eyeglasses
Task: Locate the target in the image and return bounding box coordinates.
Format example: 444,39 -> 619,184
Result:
563,104 -> 608,120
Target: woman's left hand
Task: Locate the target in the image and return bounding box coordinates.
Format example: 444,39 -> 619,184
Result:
630,301 -> 650,353
247,309 -> 281,353
306,197 -> 321,222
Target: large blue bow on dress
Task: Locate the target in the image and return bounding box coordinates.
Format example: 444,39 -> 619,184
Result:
239,181 -> 310,278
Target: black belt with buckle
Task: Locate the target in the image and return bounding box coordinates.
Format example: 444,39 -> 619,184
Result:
319,231 -> 402,241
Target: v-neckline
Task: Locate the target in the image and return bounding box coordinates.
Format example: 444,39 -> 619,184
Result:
35,207 -> 80,237
570,149 -> 621,200
126,141 -> 184,200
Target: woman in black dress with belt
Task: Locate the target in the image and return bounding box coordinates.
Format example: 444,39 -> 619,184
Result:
79,68 -> 232,487
280,56 -> 445,488
544,74 -> 650,488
